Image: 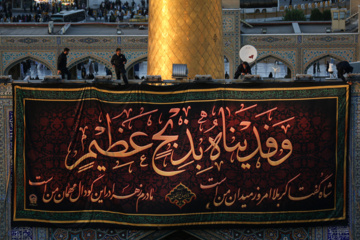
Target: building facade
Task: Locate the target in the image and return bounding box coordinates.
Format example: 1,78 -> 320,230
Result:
0,10 -> 358,79
1,8 -> 360,239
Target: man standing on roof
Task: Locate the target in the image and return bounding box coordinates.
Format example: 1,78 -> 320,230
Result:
234,61 -> 252,79
111,47 -> 128,85
57,47 -> 71,80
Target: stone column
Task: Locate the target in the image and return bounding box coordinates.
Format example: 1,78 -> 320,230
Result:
147,0 -> 224,80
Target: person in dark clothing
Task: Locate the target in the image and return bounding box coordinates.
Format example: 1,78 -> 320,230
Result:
234,62 -> 252,79
336,61 -> 353,83
326,61 -> 329,73
57,48 -> 71,80
81,66 -> 86,79
111,48 -> 128,84
317,61 -> 320,73
313,63 -> 316,75
105,67 -> 112,76
87,73 -> 95,79
94,61 -> 99,74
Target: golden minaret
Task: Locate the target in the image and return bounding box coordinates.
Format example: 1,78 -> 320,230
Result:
147,0 -> 224,80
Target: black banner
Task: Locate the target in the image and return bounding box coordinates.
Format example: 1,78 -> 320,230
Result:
13,83 -> 348,226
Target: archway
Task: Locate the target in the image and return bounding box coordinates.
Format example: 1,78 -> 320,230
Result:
68,56 -> 113,80
304,55 -> 345,77
126,57 -> 148,80
4,57 -> 53,80
250,56 -> 293,79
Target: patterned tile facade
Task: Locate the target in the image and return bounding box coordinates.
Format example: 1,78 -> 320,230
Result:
223,14 -> 235,33
254,49 -> 297,74
244,35 -> 298,45
121,36 -> 148,48
3,51 -> 57,74
185,227 -> 350,240
242,35 -> 299,75
350,82 -> 360,240
0,36 -> 149,79
62,36 -> 117,46
1,37 -> 56,47
66,51 -> 114,70
242,33 -> 357,75
8,225 -> 352,239
125,50 -> 148,66
0,11 -> 358,78
0,84 -> 13,240
223,10 -> 241,76
302,49 -> 355,71
302,35 -> 357,45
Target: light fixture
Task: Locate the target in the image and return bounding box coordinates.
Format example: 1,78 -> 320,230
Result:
172,64 -> 188,80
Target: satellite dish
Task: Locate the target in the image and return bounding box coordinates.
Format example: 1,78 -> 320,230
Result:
239,45 -> 258,63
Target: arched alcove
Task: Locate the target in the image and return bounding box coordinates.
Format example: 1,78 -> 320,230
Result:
67,55 -> 114,80
126,57 -> 148,80
4,56 -> 54,80
250,55 -> 294,79
304,54 -> 345,77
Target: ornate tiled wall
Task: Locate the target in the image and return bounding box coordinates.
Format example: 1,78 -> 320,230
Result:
3,52 -> 57,75
1,12 -> 358,79
0,84 -> 13,240
253,49 -> 297,75
0,35 -> 149,79
223,9 -> 241,76
350,82 -> 360,240
242,33 -> 358,76
302,49 -> 354,71
66,51 -> 114,71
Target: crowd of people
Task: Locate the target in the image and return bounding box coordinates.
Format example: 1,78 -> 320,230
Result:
0,0 -> 148,23
106,0 -> 149,21
0,12 -> 51,23
0,1 -> 62,22
18,59 -> 51,80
